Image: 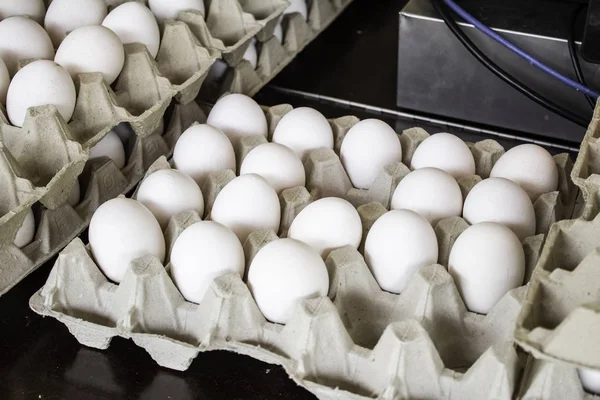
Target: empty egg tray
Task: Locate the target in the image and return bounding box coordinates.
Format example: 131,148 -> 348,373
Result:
0,17 -> 218,296
30,102 -> 585,399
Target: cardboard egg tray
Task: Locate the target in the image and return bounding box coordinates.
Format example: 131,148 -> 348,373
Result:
0,17 -> 218,296
30,100 -> 586,399
198,0 -> 355,99
571,106 -> 600,220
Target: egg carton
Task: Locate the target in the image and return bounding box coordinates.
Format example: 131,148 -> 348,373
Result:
514,213 -> 600,376
516,357 -> 600,399
571,106 -> 600,220
202,0 -> 355,99
259,104 -> 578,240
0,10 -> 218,295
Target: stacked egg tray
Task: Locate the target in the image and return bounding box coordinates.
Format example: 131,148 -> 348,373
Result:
0,15 -> 219,296
30,102 -> 589,399
511,103 -> 600,398
189,0 -> 354,99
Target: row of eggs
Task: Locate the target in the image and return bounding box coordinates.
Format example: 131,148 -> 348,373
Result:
0,0 -> 307,127
74,94 -> 561,326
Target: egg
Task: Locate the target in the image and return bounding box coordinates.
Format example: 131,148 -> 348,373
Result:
6,60 -> 76,127
102,2 -> 160,59
490,144 -> 558,202
463,177 -> 536,241
136,169 -> 204,229
410,133 -> 476,179
579,368 -> 600,394
0,0 -> 45,24
243,40 -> 258,69
0,57 -> 9,106
170,221 -> 245,304
205,59 -> 228,86
14,209 -> 35,248
284,0 -> 308,20
364,209 -> 438,293
0,16 -> 54,76
44,0 -> 107,48
206,94 -> 268,145
390,168 -> 462,226
210,174 -> 280,243
272,107 -> 334,161
173,124 -> 236,186
448,222 -> 525,314
288,197 -> 362,258
148,0 -> 205,23
274,22 -> 283,43
89,130 -> 126,170
89,198 -> 165,283
247,238 -> 328,324
55,25 -> 124,85
240,142 -> 305,193
340,119 -> 402,189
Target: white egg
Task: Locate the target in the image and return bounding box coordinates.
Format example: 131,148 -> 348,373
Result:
274,22 -> 283,43
148,0 -> 205,23
14,209 -> 35,248
210,174 -> 281,243
0,57 -> 9,106
67,181 -> 80,207
240,142 -> 305,193
173,124 -> 236,186
463,177 -> 536,241
0,16 -> 54,76
89,130 -> 126,170
364,209 -> 438,293
0,0 -> 45,24
410,133 -> 476,179
44,0 -> 107,48
579,368 -> 600,394
206,94 -> 268,145
247,238 -> 328,324
243,40 -> 258,69
89,198 -> 165,283
102,2 -> 160,59
6,60 -> 76,127
449,222 -> 524,314
272,107 -> 334,161
136,169 -> 204,229
288,197 -> 362,258
284,0 -> 308,20
391,167 -> 463,226
490,144 -> 558,202
205,59 -> 228,86
340,119 -> 402,189
55,25 -> 124,85
170,221 -> 245,304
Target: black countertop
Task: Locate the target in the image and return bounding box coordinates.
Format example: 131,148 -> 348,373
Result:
0,0 -> 582,399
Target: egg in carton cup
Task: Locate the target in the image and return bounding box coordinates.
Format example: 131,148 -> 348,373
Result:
203,0 -> 354,99
0,9 -> 218,295
31,151 -> 545,399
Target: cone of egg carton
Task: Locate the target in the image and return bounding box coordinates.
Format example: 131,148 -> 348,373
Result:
194,0 -> 355,99
0,11 -> 217,295
32,99 -> 579,398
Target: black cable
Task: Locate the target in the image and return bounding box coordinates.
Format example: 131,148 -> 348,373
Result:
568,5 -> 596,110
430,0 -> 590,128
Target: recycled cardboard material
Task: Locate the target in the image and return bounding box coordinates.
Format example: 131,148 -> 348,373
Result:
571,107 -> 600,220
202,0 -> 355,99
0,18 -> 217,295
30,101 -> 581,399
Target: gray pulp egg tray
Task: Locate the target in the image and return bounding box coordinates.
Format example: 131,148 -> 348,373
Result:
30,101 -> 586,399
195,0 -> 355,99
0,18 -> 218,296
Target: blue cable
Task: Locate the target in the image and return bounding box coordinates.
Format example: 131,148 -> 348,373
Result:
442,0 -> 600,100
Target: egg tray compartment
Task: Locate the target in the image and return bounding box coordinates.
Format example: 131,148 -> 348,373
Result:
202,0 -> 355,99
33,142 -> 555,400
514,213 -> 600,375
258,104 -> 578,241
